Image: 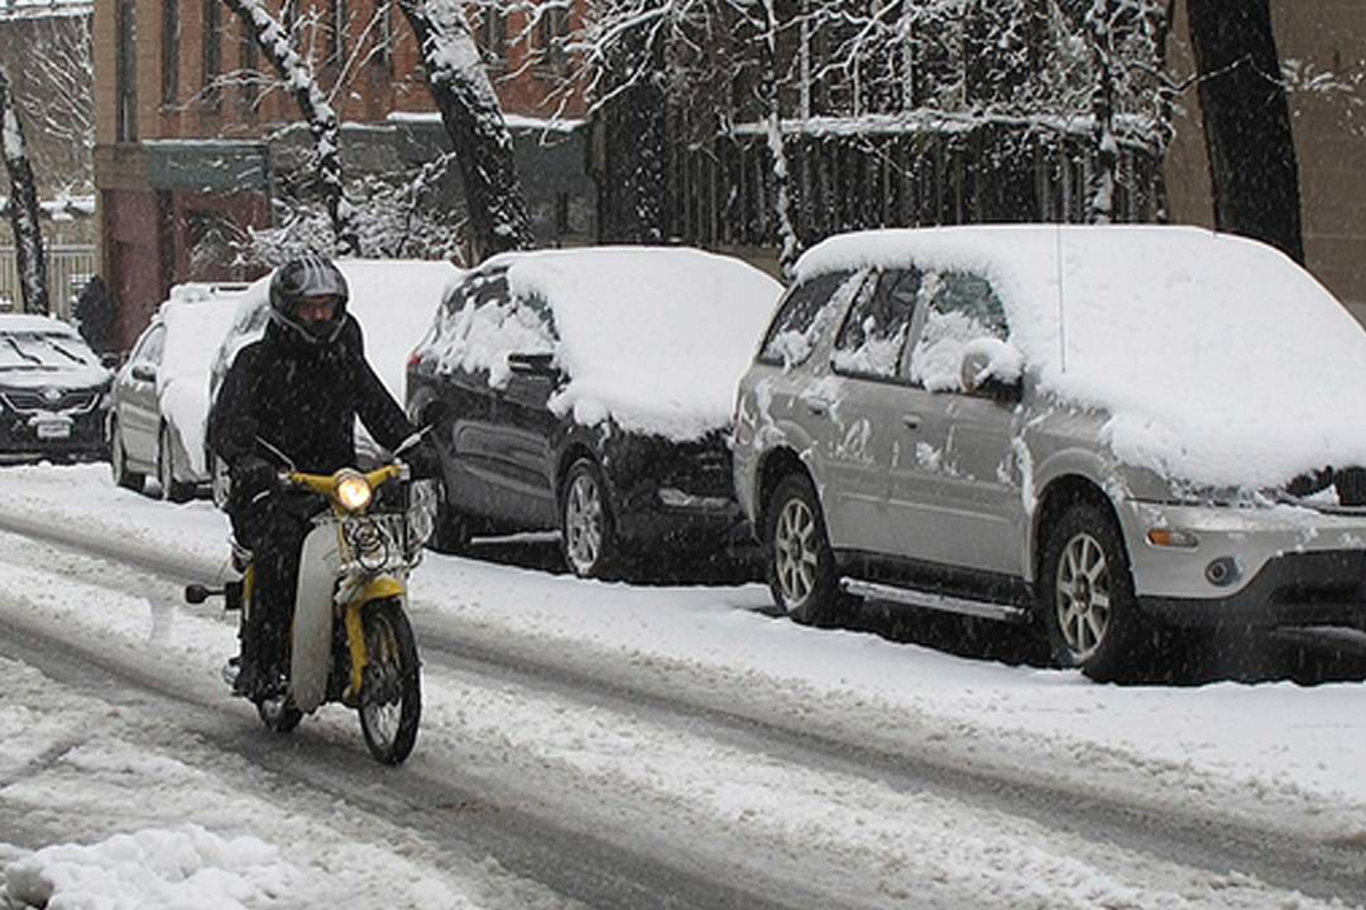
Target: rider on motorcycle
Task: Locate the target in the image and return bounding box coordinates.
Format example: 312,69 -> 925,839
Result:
207,256 -> 439,699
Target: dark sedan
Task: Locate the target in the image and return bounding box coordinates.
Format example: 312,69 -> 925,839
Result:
0,315 -> 111,462
405,247 -> 781,579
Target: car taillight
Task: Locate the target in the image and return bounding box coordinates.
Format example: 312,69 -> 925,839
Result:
406,348 -> 422,370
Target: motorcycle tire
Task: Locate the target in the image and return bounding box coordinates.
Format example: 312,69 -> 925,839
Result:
357,599 -> 421,765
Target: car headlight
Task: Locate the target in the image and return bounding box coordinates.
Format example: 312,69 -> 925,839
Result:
335,471 -> 373,513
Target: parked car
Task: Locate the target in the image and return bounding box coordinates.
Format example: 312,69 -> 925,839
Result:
406,247 -> 783,578
0,314 -> 112,461
206,259 -> 462,506
107,283 -> 251,500
733,225 -> 1366,681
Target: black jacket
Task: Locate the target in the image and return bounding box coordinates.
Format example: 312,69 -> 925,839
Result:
208,314 -> 414,477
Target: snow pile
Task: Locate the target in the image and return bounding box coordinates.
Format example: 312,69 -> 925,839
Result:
798,225 -> 1366,489
425,247 -> 783,441
4,824 -> 293,910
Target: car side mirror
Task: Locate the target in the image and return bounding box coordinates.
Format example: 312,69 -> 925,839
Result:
130,363 -> 157,383
506,352 -> 558,379
960,340 -> 1023,403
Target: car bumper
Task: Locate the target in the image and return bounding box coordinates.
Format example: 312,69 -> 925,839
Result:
613,483 -> 748,552
0,410 -> 106,458
1119,499 -> 1366,628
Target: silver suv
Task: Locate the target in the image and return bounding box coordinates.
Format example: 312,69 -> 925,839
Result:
733,226 -> 1366,681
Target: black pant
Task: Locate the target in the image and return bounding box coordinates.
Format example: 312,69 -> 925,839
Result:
230,490 -> 320,677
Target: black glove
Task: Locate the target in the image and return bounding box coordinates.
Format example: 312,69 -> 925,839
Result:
233,455 -> 278,503
404,440 -> 443,481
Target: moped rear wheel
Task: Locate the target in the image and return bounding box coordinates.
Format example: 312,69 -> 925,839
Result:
358,599 -> 421,765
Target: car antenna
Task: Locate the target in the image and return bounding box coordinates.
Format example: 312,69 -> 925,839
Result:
1055,221 -> 1067,374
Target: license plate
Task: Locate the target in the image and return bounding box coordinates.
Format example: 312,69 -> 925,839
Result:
36,421 -> 70,439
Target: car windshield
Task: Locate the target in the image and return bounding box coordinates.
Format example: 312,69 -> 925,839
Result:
0,331 -> 98,371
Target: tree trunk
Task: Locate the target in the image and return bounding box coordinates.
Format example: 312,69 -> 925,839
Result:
397,0 -> 534,261
1086,0 -> 1117,225
222,0 -> 359,255
0,69 -> 49,315
1187,0 -> 1303,263
758,0 -> 801,277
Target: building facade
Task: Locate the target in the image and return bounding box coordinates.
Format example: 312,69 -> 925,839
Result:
92,0 -> 591,349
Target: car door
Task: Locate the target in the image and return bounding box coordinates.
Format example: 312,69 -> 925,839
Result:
118,324 -> 165,468
887,269 -> 1025,577
812,268 -> 920,555
484,289 -> 561,528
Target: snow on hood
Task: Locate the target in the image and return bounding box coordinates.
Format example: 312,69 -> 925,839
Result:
0,316 -> 109,389
797,225 -> 1366,490
491,247 -> 783,441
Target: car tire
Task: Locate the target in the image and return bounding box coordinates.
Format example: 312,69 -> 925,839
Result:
560,458 -> 620,579
1039,501 -> 1156,682
158,425 -> 196,503
427,478 -> 471,555
109,419 -> 145,494
764,473 -> 854,627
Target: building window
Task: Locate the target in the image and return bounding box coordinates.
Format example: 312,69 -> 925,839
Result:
329,0 -> 347,67
116,0 -> 137,140
202,0 -> 223,110
161,0 -> 180,106
480,4 -> 507,64
537,3 -> 568,68
239,27 -> 259,115
374,0 -> 393,73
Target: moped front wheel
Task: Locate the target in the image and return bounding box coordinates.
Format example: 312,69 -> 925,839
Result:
358,599 -> 421,765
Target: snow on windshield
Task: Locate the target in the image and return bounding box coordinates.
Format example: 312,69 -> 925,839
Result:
425,248 -> 783,441
798,225 -> 1366,489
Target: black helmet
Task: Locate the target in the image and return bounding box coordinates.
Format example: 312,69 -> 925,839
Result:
268,256 -> 349,345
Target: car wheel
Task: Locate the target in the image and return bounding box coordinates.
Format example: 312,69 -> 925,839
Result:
764,473 -> 853,626
109,419 -> 145,494
427,478 -> 471,555
560,458 -> 619,579
158,425 -> 195,503
1040,501 -> 1155,682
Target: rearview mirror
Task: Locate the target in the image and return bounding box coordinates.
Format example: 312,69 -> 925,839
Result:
960,339 -> 1024,403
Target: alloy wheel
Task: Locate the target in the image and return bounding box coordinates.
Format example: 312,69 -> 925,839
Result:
1054,530 -> 1111,660
773,496 -> 819,609
563,471 -> 603,574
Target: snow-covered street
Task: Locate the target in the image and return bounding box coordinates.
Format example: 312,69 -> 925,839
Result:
1,463 -> 1364,909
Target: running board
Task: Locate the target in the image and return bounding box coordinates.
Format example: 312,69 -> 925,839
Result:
840,578 -> 1030,624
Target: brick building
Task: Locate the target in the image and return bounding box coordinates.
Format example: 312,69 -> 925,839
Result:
92,0 -> 590,349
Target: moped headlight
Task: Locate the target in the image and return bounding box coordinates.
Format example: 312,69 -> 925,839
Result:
336,471 -> 373,513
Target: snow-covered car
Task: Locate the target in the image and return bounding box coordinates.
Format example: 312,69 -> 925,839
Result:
107,283 -> 251,500
0,314 -> 112,462
405,247 -> 783,578
733,225 -> 1366,681
206,259 -> 462,505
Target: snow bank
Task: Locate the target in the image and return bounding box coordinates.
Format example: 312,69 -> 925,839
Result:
798,225 -> 1366,489
4,824 -> 293,910
430,247 -> 782,441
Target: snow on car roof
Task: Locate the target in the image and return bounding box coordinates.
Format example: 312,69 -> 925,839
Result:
0,313 -> 80,336
491,246 -> 783,440
797,225 -> 1366,489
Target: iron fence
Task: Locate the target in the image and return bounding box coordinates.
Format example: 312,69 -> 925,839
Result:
0,245 -> 97,321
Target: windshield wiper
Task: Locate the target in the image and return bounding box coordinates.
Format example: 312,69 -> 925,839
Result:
2,336 -> 42,365
43,339 -> 90,364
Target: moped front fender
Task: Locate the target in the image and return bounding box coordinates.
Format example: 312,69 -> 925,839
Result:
341,577 -> 406,703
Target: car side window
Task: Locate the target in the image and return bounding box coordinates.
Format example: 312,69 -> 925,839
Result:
906,271 -> 1009,392
136,326 -> 167,366
831,269 -> 920,381
758,269 -> 858,368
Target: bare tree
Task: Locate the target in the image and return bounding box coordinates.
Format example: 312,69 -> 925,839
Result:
397,0 -> 535,260
0,68 -> 49,315
10,12 -> 92,196
1187,0 -> 1303,264
221,0 -> 361,255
